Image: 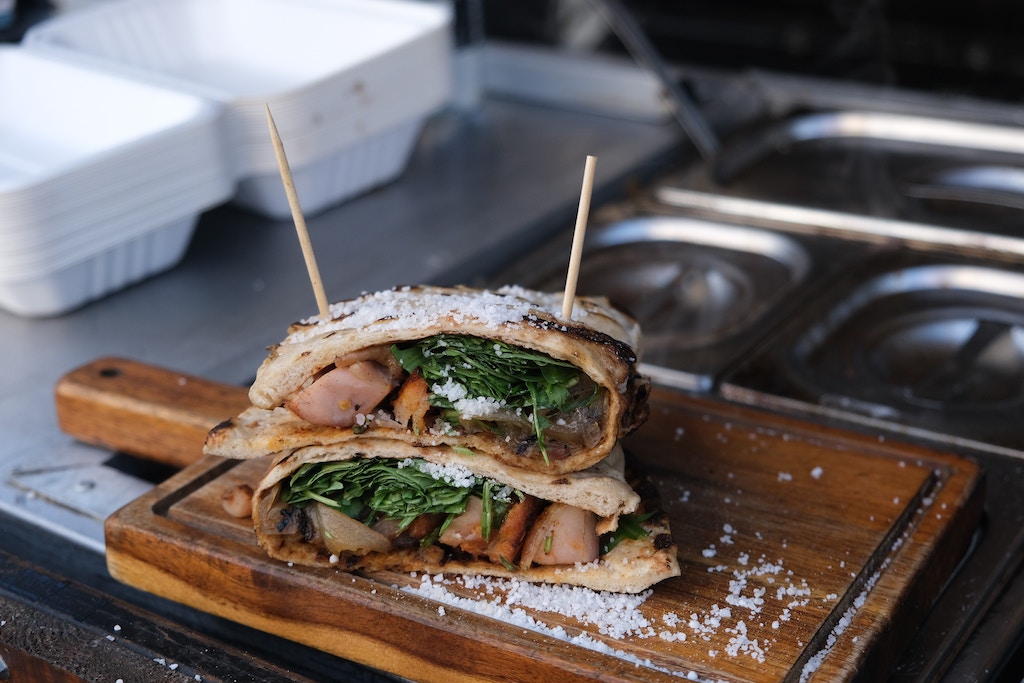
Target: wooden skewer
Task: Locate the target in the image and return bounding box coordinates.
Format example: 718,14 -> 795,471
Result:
561,155 -> 598,320
265,104 -> 331,320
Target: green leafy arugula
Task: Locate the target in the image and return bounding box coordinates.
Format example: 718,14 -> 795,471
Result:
391,335 -> 596,463
282,458 -> 518,539
600,512 -> 654,554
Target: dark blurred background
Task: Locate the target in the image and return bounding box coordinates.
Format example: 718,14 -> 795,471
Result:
483,0 -> 1024,102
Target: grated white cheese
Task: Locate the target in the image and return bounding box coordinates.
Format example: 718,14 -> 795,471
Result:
431,378 -> 508,418
397,458 -> 478,489
288,287 -> 592,344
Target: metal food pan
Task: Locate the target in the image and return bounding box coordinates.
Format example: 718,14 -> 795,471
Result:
489,213 -> 851,391
722,253 -> 1024,457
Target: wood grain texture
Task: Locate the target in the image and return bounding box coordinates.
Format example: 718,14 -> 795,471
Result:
77,360 -> 984,683
54,357 -> 250,468
0,548 -> 326,683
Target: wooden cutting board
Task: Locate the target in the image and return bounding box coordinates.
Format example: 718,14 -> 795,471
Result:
57,358 -> 984,683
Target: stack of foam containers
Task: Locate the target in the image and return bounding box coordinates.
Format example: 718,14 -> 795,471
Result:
23,0 -> 454,218
2,0 -> 452,317
0,46 -> 234,317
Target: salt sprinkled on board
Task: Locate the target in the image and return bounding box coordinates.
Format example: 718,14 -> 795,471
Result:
797,516 -> 916,682
408,576 -> 655,667
724,620 -> 765,662
403,574 -> 732,680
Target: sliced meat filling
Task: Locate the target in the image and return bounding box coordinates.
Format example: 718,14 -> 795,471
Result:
285,346 -> 404,427
267,494 -> 602,569
281,339 -> 607,458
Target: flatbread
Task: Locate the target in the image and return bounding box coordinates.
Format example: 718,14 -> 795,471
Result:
205,285 -> 651,474
251,441 -> 680,594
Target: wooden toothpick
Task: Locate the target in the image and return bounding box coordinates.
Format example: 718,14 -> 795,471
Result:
562,155 -> 597,320
265,104 -> 330,320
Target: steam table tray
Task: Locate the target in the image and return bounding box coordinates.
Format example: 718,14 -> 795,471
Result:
56,358 -> 984,683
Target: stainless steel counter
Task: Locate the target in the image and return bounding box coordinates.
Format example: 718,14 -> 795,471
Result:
0,97 -> 682,554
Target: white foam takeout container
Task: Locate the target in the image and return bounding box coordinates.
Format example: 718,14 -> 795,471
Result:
0,46 -> 233,317
24,0 -> 454,218
1,0 -> 453,317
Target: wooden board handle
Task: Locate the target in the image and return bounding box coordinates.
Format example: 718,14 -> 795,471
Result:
55,357 -> 250,469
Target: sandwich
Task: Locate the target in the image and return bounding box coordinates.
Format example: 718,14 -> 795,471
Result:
207,284 -> 679,592
204,285 -> 651,474
251,438 -> 680,594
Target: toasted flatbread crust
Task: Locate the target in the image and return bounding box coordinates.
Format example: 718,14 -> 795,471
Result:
252,444 -> 680,594
205,286 -> 651,474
